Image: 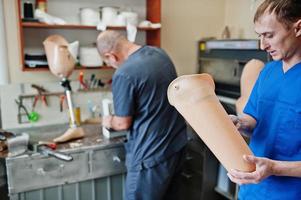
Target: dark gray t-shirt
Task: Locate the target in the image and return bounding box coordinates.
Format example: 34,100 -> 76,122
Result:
112,46 -> 187,171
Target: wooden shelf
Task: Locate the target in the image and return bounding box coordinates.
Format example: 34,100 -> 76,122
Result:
23,66 -> 114,72
75,66 -> 114,70
22,22 -> 161,31
18,0 -> 161,72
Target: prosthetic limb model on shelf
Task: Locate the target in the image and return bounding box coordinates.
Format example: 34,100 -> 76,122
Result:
167,73 -> 255,172
43,35 -> 85,143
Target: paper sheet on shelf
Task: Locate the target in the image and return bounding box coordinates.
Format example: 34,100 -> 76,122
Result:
126,23 -> 137,42
35,9 -> 66,25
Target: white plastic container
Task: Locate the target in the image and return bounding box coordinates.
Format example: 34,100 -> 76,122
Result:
100,6 -> 119,26
79,46 -> 103,67
120,11 -> 138,26
80,8 -> 100,26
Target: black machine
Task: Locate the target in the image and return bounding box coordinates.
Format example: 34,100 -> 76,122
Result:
198,39 -> 269,115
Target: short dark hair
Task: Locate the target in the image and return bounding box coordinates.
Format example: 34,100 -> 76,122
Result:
254,0 -> 301,28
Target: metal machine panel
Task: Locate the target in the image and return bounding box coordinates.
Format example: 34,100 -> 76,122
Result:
3,124 -> 127,200
6,151 -> 89,194
91,147 -> 126,178
8,175 -> 125,200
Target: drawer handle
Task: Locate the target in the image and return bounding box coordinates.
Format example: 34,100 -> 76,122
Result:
36,164 -> 65,176
113,156 -> 121,163
36,168 -> 46,176
185,155 -> 193,160
181,172 -> 193,179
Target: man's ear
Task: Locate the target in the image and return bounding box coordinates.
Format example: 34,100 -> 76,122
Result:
294,19 -> 301,37
104,53 -> 111,60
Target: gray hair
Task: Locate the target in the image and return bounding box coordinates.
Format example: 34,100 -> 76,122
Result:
96,30 -> 127,57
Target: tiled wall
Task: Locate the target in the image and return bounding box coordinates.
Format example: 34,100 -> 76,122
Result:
0,81 -> 112,129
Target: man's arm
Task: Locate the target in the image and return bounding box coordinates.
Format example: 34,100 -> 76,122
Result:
227,155 -> 301,185
102,115 -> 132,131
273,160 -> 301,177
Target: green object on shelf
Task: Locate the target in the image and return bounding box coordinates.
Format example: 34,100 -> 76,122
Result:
28,111 -> 39,122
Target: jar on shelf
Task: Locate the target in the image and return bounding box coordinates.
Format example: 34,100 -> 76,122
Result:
79,7 -> 100,26
79,44 -> 103,67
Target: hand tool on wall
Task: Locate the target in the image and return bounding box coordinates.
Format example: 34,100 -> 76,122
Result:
97,79 -> 105,88
78,71 -> 88,90
15,99 -> 39,123
107,79 -> 112,85
31,84 -> 48,109
93,79 -> 99,88
89,74 -> 95,88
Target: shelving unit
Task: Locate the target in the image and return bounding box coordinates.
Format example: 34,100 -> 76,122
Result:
22,65 -> 113,72
22,22 -> 160,31
17,0 -> 161,72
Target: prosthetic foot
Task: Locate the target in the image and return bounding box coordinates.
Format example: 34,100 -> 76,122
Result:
53,126 -> 85,143
167,73 -> 255,172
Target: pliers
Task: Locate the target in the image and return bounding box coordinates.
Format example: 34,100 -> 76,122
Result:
15,99 -> 39,123
31,84 -> 48,108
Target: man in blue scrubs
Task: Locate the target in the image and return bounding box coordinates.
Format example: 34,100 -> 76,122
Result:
227,0 -> 301,199
96,31 -> 187,200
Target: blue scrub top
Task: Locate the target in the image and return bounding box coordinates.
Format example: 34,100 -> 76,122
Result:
112,46 -> 187,171
240,61 -> 301,200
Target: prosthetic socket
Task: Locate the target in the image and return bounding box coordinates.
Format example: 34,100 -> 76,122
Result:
167,73 -> 255,172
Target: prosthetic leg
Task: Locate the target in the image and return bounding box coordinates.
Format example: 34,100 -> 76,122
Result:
43,35 -> 85,143
167,73 -> 255,172
52,78 -> 84,143
236,59 -> 264,114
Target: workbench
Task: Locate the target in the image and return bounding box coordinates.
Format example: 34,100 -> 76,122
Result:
0,124 -> 126,200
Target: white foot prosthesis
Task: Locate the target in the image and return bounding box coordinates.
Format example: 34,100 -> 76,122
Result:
53,127 -> 85,143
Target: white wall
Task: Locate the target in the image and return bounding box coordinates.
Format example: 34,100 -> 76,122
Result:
161,0 -> 226,75
224,0 -> 264,39
0,0 -> 9,84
